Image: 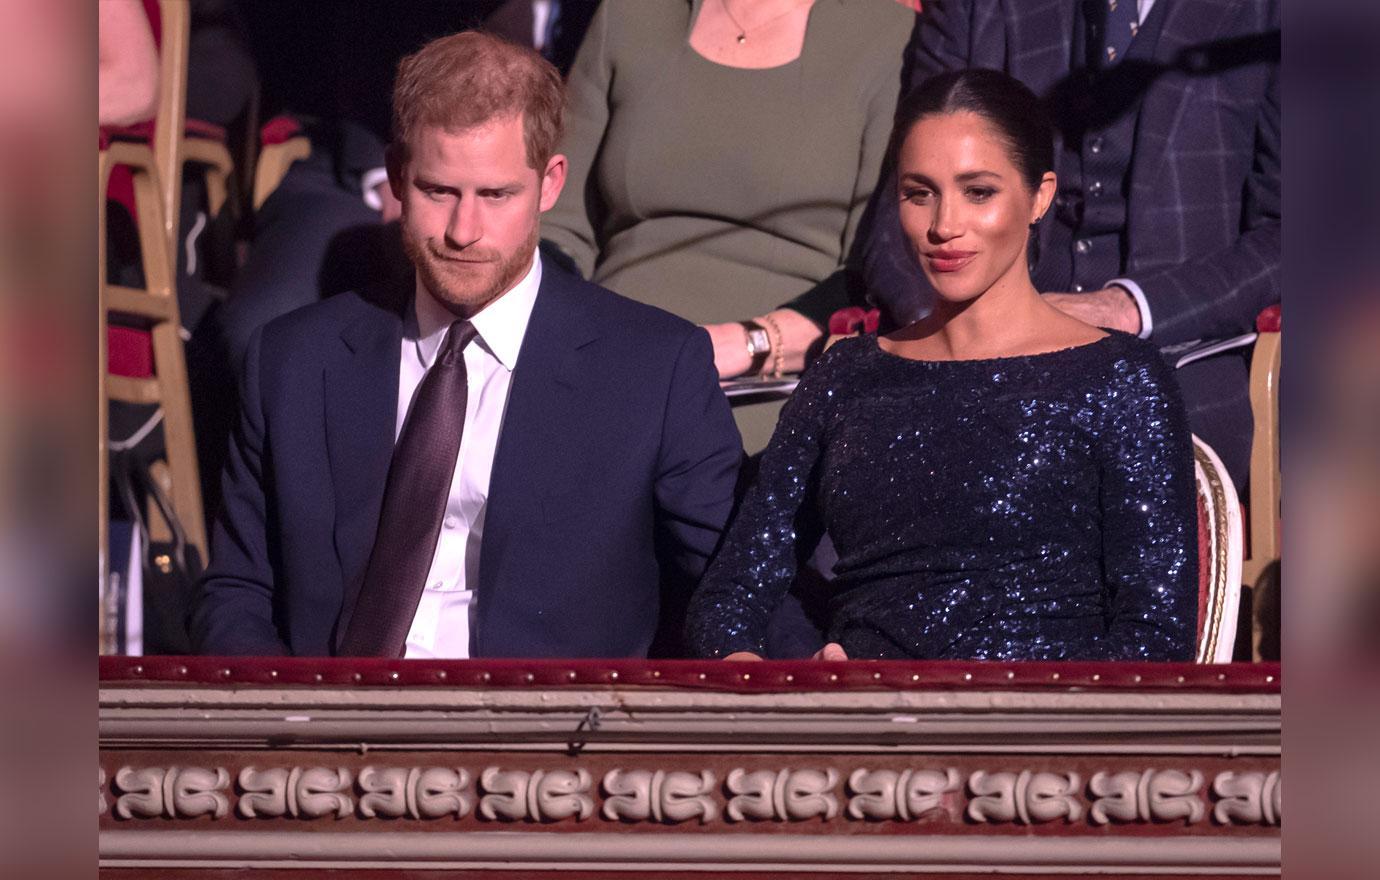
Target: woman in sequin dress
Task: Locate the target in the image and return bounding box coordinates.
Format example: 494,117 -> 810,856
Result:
686,70 -> 1198,662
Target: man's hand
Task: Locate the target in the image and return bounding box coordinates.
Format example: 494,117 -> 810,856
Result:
724,651 -> 764,661
705,322 -> 753,379
1042,287 -> 1142,335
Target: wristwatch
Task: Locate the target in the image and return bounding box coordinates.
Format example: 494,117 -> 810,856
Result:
739,321 -> 772,375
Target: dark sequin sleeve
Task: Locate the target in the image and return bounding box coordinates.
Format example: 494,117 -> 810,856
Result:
686,333 -> 1199,662
685,346 -> 843,658
1078,348 -> 1199,660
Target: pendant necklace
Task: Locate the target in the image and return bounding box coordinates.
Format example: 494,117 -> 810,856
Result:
720,0 -> 809,45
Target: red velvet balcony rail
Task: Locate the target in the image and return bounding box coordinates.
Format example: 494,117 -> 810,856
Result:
100,655 -> 1280,694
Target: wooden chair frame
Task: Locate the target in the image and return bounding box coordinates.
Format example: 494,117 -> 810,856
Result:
252,135 -> 312,211
99,141 -> 207,653
1242,328 -> 1281,588
150,0 -> 235,254
1193,436 -> 1243,663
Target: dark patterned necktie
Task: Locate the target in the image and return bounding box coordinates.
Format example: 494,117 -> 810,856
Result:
1101,0 -> 1140,67
339,320 -> 479,656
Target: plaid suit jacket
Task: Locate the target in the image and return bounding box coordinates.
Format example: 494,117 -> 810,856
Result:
903,0 -> 1281,347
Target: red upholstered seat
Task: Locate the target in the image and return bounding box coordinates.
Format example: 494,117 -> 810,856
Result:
828,307 -> 881,336
102,118 -> 229,146
259,114 -> 304,146
1256,304 -> 1281,334
142,0 -> 161,44
107,325 -> 155,378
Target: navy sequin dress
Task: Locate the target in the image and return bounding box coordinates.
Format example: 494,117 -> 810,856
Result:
688,332 -> 1197,661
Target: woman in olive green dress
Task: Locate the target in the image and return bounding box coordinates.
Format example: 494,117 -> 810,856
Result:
542,0 -> 914,451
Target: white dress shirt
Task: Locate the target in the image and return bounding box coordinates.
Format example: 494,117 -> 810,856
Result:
398,252 -> 542,658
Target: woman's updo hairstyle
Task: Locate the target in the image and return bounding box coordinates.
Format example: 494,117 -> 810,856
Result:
887,68 -> 1055,193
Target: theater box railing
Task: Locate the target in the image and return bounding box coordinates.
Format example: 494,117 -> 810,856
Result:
99,657 -> 1280,878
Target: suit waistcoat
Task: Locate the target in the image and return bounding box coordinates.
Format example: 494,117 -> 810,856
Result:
1034,0 -> 1170,294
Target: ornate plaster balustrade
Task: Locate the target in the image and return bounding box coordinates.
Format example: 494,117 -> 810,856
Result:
99,657 -> 1280,878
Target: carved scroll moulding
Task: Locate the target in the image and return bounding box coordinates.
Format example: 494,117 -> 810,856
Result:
113,766 -> 231,820
1089,769 -> 1205,824
101,762 -> 1278,829
847,768 -> 961,821
602,768 -> 718,824
479,768 -> 594,822
967,770 -> 1083,824
726,768 -> 839,822
1213,770 -> 1281,826
358,766 -> 474,820
237,766 -> 353,819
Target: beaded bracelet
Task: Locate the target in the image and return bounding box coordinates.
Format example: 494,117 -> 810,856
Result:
759,313 -> 786,378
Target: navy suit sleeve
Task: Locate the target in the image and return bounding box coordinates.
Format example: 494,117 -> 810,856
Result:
1134,63 -> 1281,345
904,0 -> 977,75
652,327 -> 744,584
189,325 -> 291,655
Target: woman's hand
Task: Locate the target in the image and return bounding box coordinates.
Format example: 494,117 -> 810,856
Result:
705,322 -> 754,379
703,309 -> 826,379
811,642 -> 848,661
722,644 -> 845,661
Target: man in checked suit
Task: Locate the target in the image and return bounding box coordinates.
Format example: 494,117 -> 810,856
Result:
191,31 -> 742,657
862,0 -> 1280,487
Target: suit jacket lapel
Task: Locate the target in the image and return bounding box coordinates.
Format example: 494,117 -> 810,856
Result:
476,271 -> 600,637
325,281 -> 407,629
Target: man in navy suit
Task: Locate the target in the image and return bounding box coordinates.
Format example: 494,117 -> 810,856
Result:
861,0 -> 1280,488
191,31 -> 742,657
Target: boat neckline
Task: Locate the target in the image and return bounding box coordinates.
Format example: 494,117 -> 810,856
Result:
867,330 -> 1116,366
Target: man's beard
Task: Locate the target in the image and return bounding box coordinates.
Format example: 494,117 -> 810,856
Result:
403,223 -> 538,316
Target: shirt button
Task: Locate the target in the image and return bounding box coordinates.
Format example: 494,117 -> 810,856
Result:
1075,239 -> 1092,254
1087,180 -> 1103,196
1090,136 -> 1104,154
444,516 -> 458,529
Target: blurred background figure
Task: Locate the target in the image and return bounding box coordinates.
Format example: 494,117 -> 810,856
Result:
98,0 -> 159,127
541,0 -> 915,451
3,0 -> 99,875
1293,293 -> 1380,663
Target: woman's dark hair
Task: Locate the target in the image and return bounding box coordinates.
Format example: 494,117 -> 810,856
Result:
887,68 -> 1055,192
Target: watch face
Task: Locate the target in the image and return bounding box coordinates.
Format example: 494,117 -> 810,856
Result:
747,329 -> 770,354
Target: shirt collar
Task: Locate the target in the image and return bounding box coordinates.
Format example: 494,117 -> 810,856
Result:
411,249 -> 542,372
